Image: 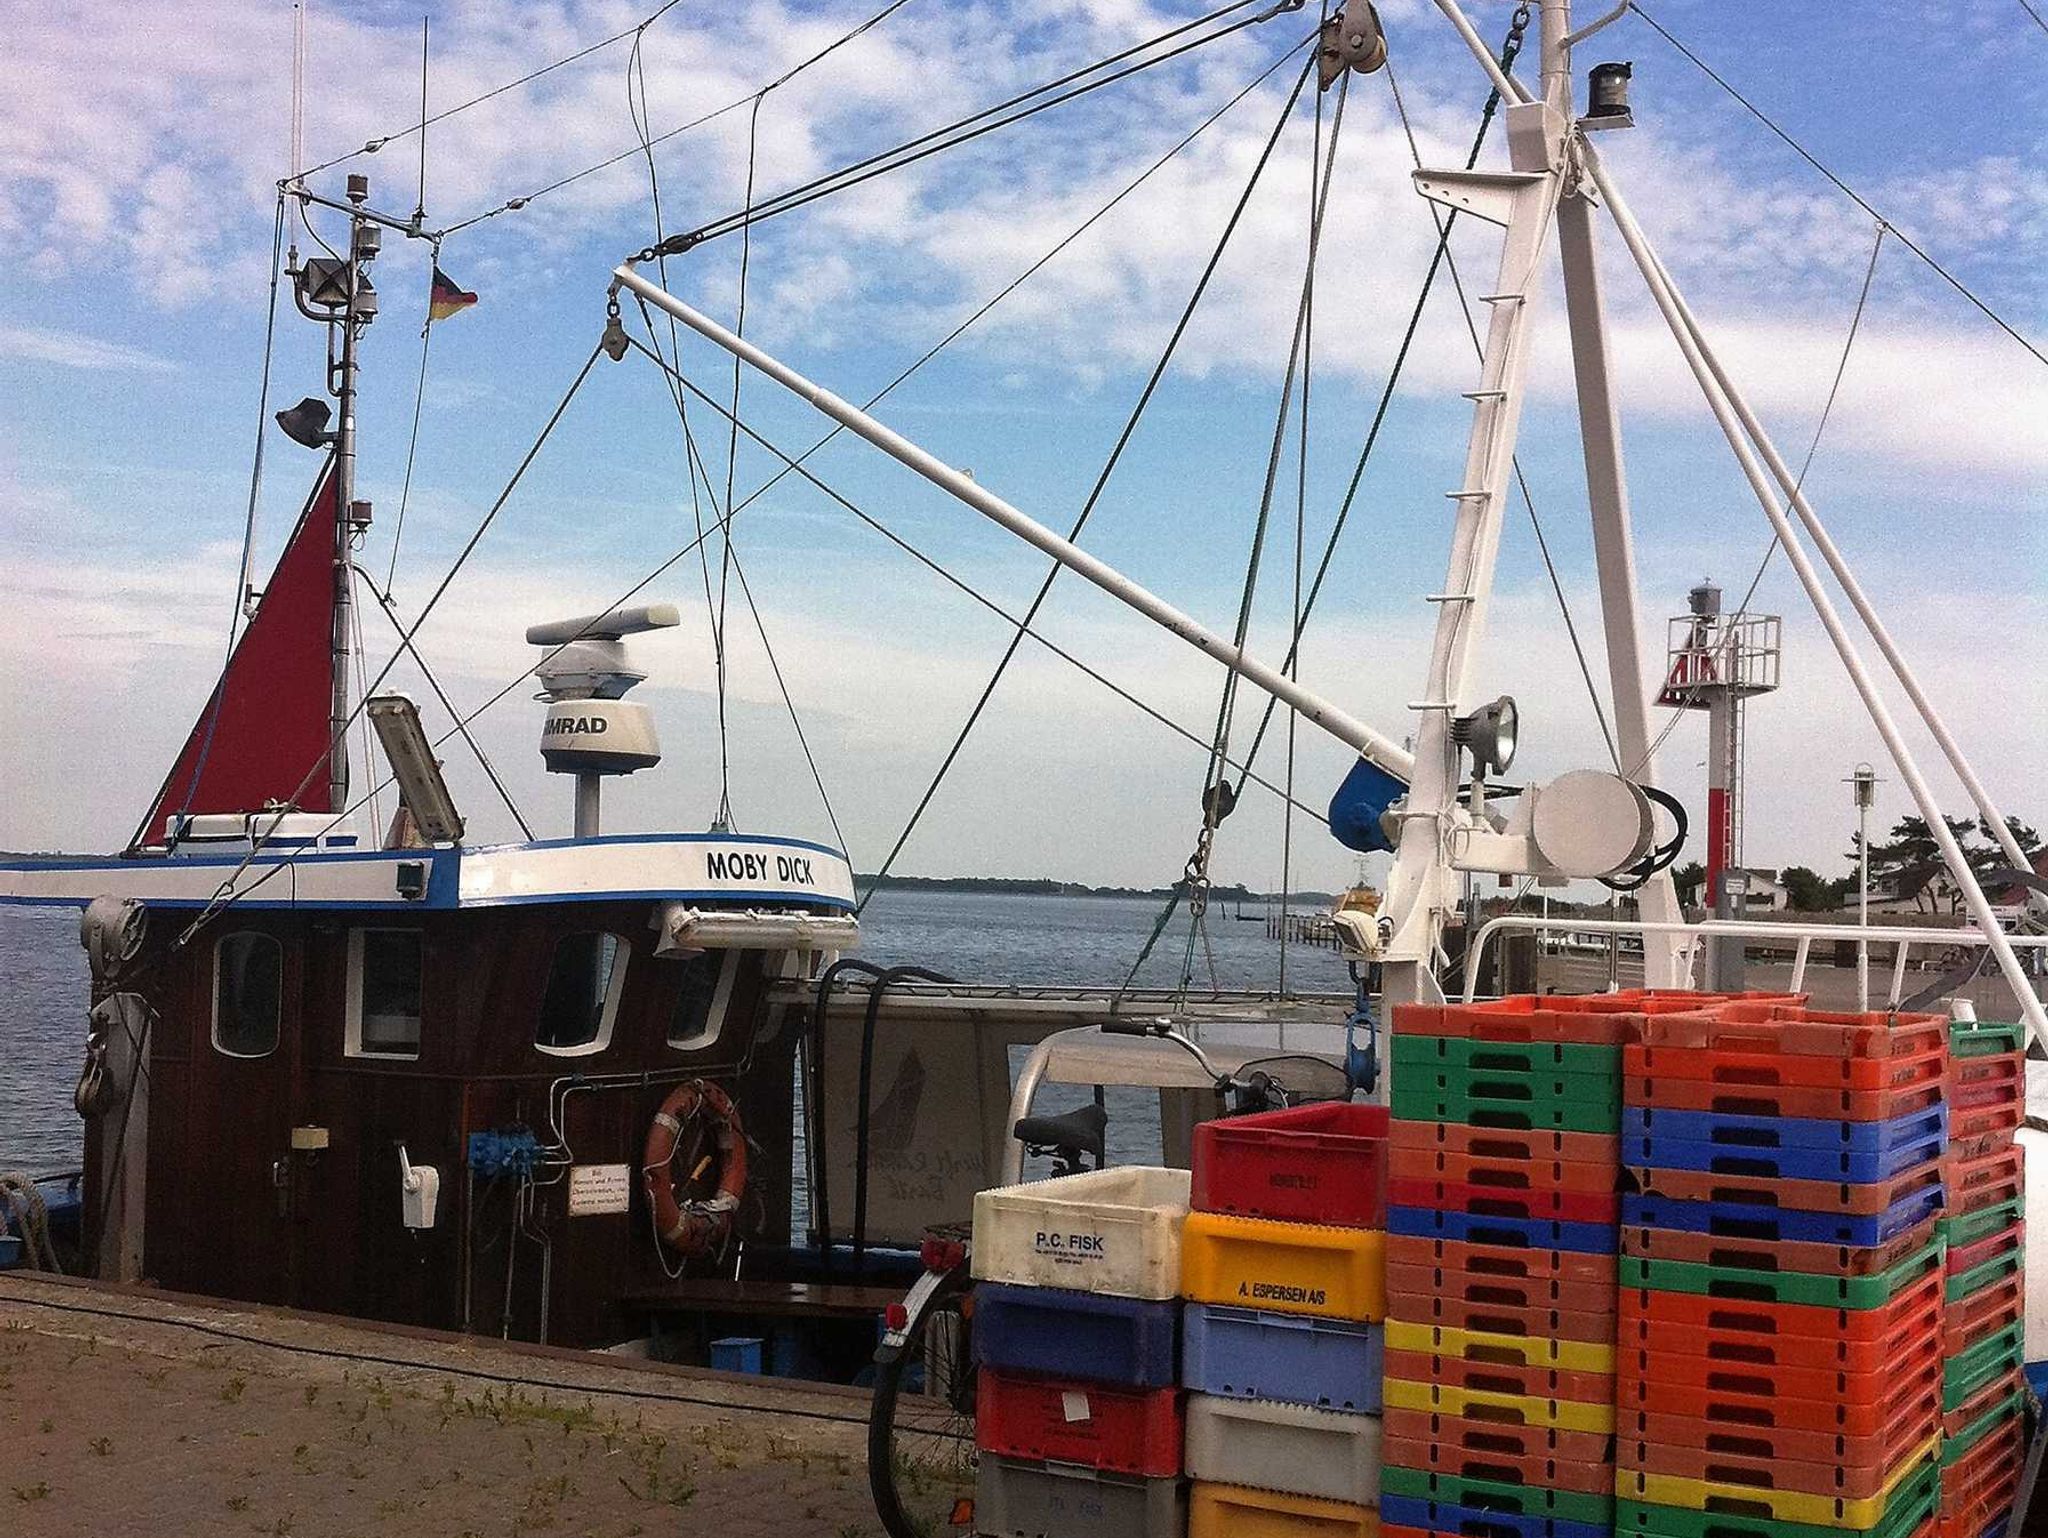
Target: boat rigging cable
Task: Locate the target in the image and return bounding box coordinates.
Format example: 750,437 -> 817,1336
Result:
1177,60 -> 1352,1004
1122,6 -> 1535,998
620,329 -> 1325,828
854,41 -> 1323,919
2020,0 -> 2048,37
1605,220 -> 1887,782
447,0 -> 1281,240
1628,2 -> 2045,371
156,23 -> 1323,952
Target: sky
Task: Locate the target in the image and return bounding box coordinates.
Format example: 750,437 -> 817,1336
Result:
3,0 -> 2044,896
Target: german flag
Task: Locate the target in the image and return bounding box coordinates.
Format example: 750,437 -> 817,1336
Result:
428,265 -> 478,323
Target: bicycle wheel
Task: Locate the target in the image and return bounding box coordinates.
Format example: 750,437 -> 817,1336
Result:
868,1282 -> 978,1538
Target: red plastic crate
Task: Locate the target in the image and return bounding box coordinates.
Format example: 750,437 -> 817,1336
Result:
1942,1370 -> 2026,1442
1395,992 -> 1792,1047
1389,1287 -> 1617,1346
1945,1221 -> 2023,1277
1190,1100 -> 1388,1229
1620,1216 -> 1939,1277
1390,1142 -> 1621,1195
1384,1432 -> 1615,1496
1390,1176 -> 1619,1224
1637,1004 -> 1947,1059
1947,1051 -> 2023,1106
1387,1234 -> 1617,1287
1937,1416 -> 2022,1534
1615,1332 -> 1942,1431
1621,1393 -> 1936,1469
1621,1060 -> 1945,1122
1619,1434 -> 1913,1500
1382,1407 -> 1615,1470
1382,1347 -> 1614,1407
1943,1273 -> 2023,1357
1392,1118 -> 1621,1170
1626,1038 -> 1949,1094
973,1369 -> 1181,1476
1948,1098 -> 2022,1160
1619,1270 -> 1940,1375
1628,1159 -> 1945,1217
1944,1146 -> 2024,1219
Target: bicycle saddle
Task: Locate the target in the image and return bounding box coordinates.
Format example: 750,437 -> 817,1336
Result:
1013,1102 -> 1108,1162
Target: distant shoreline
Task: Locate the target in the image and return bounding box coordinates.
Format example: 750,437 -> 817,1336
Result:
855,873 -> 1343,903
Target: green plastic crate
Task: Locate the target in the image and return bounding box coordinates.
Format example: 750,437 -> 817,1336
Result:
1942,1321 -> 2025,1414
1945,1245 -> 2022,1304
1380,1465 -> 1614,1525
1620,1235 -> 1944,1310
1391,1035 -> 1621,1078
1937,1196 -> 2022,1249
1616,1457 -> 1937,1538
1948,1019 -> 2025,1058
1940,1385 -> 2027,1466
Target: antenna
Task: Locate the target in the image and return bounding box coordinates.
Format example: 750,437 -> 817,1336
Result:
415,16 -> 429,229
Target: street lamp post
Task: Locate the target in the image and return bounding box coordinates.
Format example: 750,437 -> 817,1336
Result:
1849,764 -> 1879,1012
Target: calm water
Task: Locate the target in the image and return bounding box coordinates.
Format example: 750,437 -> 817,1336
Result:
0,890 -> 1352,1177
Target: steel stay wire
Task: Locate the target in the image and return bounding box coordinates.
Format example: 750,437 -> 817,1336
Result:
1176,66 -> 1351,1002
854,42 -> 1322,919
1629,2 -> 2046,371
169,344 -> 607,950
447,0 -> 1260,239
644,0 -> 1296,253
1216,9 -> 1537,814
620,328 -> 1331,826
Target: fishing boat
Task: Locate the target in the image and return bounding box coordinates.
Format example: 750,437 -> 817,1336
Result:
2,0 -> 2041,1410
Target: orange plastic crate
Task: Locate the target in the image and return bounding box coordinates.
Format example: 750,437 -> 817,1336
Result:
1620,1216 -> 1939,1278
1382,1347 -> 1614,1407
1619,1269 -> 1940,1374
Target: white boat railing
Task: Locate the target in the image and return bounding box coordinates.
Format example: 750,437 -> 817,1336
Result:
1464,914 -> 2048,1020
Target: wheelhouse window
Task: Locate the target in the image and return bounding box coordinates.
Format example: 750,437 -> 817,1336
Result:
347,929 -> 423,1059
213,932 -> 282,1058
666,952 -> 731,1052
536,932 -> 628,1056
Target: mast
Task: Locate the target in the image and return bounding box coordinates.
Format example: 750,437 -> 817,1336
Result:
329,178 -> 371,816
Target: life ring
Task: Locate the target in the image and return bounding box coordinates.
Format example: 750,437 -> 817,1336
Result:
643,1080 -> 748,1256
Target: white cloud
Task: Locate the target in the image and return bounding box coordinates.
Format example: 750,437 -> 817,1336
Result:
0,324 -> 180,373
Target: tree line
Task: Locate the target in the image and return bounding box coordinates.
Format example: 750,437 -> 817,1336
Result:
1672,814 -> 2042,914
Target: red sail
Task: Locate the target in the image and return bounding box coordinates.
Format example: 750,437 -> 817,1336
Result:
137,465 -> 342,845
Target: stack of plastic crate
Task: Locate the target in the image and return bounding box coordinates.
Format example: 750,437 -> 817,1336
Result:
1379,994 -> 1649,1538
970,1166 -> 1192,1538
1616,1002 -> 1951,1538
1936,1017 -> 2028,1538
1179,1102 -> 1391,1538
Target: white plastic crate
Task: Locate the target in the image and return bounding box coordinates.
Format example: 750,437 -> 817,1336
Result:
971,1166 -> 1192,1299
1183,1391 -> 1384,1506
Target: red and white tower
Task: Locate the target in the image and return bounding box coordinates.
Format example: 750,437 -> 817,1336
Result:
1660,583 -> 1781,986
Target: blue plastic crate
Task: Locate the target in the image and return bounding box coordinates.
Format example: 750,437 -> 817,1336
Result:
972,1282 -> 1179,1389
1622,1103 -> 1946,1154
1181,1302 -> 1383,1413
1620,1181 -> 1943,1247
1388,1203 -> 1617,1256
1620,1130 -> 1945,1182
1380,1494 -> 1613,1538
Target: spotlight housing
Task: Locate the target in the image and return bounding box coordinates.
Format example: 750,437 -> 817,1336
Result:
1453,694 -> 1519,778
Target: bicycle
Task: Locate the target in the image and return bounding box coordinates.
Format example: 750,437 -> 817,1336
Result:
864,1019 -> 1350,1537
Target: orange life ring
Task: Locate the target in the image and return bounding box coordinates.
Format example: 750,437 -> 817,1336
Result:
643,1080 -> 748,1256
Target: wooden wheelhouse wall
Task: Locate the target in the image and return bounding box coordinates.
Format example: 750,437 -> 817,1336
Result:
104,900 -> 802,1348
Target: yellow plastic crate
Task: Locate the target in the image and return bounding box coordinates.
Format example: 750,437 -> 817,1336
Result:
1190,1480 -> 1380,1538
1384,1319 -> 1614,1372
1382,1376 -> 1614,1433
1615,1436 -> 1938,1528
1180,1211 -> 1386,1322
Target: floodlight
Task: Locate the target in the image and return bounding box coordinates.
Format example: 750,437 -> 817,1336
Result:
366,694 -> 464,845
275,396 -> 335,449
1453,694 -> 1519,777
